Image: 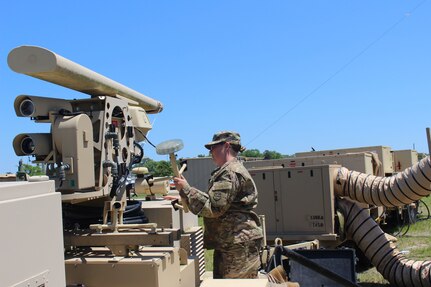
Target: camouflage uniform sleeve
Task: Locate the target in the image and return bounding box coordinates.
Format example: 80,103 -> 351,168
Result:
180,169 -> 238,218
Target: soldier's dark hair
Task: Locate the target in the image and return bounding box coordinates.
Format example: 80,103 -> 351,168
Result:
230,144 -> 242,153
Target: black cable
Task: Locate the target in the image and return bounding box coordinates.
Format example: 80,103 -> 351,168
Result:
393,204 -> 415,237
143,134 -> 157,148
135,128 -> 156,148
417,199 -> 430,221
400,204 -> 418,237
62,200 -> 149,229
133,141 -> 144,164
401,220 -> 411,237
393,208 -> 405,237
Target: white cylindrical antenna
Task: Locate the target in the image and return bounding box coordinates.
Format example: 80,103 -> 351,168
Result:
8,45 -> 163,114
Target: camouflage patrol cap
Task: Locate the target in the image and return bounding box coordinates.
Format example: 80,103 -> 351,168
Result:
204,131 -> 245,152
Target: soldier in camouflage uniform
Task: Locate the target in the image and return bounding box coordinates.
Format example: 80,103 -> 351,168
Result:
174,131 -> 263,279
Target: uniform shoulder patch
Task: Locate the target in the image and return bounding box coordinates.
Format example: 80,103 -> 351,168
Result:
212,181 -> 232,190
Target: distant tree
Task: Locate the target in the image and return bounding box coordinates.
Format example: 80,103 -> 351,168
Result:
241,149 -> 262,158
418,152 -> 429,161
197,154 -> 207,158
263,150 -> 283,160
143,159 -> 173,177
21,163 -> 45,176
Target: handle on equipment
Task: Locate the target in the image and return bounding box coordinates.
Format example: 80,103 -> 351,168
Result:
169,153 -> 190,213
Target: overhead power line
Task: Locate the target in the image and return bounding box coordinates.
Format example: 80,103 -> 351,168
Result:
246,0 -> 428,146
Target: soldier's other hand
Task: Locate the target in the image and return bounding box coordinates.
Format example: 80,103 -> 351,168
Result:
163,195 -> 181,201
173,176 -> 188,191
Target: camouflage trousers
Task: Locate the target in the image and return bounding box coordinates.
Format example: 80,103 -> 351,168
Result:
213,239 -> 262,279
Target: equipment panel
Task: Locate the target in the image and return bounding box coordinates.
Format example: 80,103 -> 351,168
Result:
249,165 -> 339,242
0,181 -> 66,287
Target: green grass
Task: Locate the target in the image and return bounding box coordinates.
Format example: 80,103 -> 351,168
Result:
199,196 -> 431,283
198,216 -> 214,271
205,249 -> 214,271
357,195 -> 431,285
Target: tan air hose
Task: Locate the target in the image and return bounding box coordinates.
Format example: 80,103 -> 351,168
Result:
337,197 -> 431,286
334,157 -> 431,207
334,157 -> 431,286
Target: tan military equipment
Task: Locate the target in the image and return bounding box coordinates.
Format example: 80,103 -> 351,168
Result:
5,45 -> 431,287
5,45 -> 206,287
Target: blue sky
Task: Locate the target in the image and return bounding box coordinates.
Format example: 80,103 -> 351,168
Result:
1,1 -> 430,173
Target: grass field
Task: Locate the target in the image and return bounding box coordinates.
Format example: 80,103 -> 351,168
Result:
200,195 -> 431,285
357,195 -> 431,285
198,217 -> 215,271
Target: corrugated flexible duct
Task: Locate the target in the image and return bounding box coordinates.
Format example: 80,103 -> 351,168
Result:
334,157 -> 431,207
337,197 -> 431,286
334,156 -> 431,286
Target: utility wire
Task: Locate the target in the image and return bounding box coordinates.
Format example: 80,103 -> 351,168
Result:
246,0 -> 428,147
136,128 -> 157,148
134,112 -> 159,149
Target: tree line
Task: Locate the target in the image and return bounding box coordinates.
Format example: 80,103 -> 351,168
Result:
142,148 -> 288,177
19,149 -> 426,178
14,149 -> 293,177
